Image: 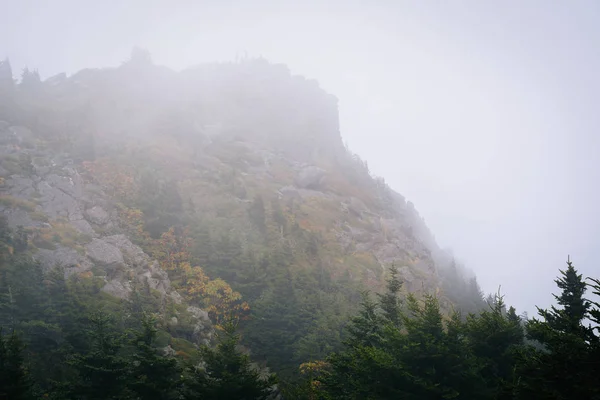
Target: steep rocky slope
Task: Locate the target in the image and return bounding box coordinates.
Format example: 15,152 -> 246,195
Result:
0,53 -> 484,372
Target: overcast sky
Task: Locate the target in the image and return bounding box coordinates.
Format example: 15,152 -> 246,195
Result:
2,0 -> 600,315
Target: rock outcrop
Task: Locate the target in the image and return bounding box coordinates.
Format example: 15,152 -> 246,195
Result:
0,122 -> 211,342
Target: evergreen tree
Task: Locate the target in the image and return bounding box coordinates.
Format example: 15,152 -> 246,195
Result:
0,330 -> 34,400
520,257 -> 599,399
0,58 -> 15,122
541,257 -> 591,337
463,294 -> 525,399
126,314 -> 181,400
19,68 -> 41,93
184,322 -> 276,400
376,266 -> 402,326
345,292 -> 385,348
66,312 -> 128,400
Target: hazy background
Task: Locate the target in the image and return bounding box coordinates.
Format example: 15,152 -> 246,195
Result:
2,0 -> 599,315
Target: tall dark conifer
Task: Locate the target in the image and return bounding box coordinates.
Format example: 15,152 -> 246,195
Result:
521,257 -> 599,399
0,330 -> 34,400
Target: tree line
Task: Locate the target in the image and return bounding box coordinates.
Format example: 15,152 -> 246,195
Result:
288,260 -> 600,399
3,216 -> 600,399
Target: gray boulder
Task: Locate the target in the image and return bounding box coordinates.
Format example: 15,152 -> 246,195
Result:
6,176 -> 35,198
35,246 -> 93,274
4,209 -> 41,228
85,206 -> 110,225
85,238 -> 124,266
103,234 -> 148,266
37,180 -> 83,221
102,279 -> 132,299
187,306 -> 210,321
70,219 -> 96,237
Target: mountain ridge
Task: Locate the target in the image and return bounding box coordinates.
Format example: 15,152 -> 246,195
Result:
0,52 -> 485,373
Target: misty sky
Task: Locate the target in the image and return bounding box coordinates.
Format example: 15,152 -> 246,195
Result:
2,0 -> 600,315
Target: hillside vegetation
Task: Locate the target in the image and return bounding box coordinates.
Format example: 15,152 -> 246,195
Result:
19,50 -> 591,398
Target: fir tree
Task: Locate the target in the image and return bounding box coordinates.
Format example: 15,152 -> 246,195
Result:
464,294 -> 525,398
376,266 -> 403,326
184,322 -> 276,400
125,314 -> 181,400
520,257 -> 599,399
66,312 -> 128,400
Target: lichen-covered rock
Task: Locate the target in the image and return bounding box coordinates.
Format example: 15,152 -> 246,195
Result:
103,234 -> 148,266
37,180 -> 84,221
4,209 -> 41,228
187,306 -> 210,321
85,238 -> 124,266
85,205 -> 110,225
35,246 -> 93,274
170,291 -> 184,304
6,176 -> 35,198
70,219 -> 96,237
102,279 -> 132,299
186,306 -> 213,343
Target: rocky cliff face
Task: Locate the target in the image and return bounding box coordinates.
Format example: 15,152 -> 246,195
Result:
0,124 -> 212,343
0,54 -> 483,371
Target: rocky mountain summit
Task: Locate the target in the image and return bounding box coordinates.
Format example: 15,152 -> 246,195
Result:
0,53 -> 484,372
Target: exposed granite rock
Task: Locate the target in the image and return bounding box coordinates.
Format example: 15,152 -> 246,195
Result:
35,246 -> 93,275
170,291 -> 184,304
103,234 -> 147,265
85,205 -> 110,225
37,180 -> 84,221
187,306 -> 210,321
85,238 -> 124,266
102,279 -> 132,299
187,306 -> 213,343
70,219 -> 96,237
4,209 -> 41,228
6,176 -> 35,198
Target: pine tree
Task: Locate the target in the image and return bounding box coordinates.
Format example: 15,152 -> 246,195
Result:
184,322 -> 276,400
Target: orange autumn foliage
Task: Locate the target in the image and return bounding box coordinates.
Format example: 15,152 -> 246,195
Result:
150,228 -> 250,325
153,227 -> 193,271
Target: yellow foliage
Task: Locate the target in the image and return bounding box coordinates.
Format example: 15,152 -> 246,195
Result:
181,263 -> 209,298
299,360 -> 329,400
203,278 -> 250,325
299,360 -> 329,375
153,227 -> 192,271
